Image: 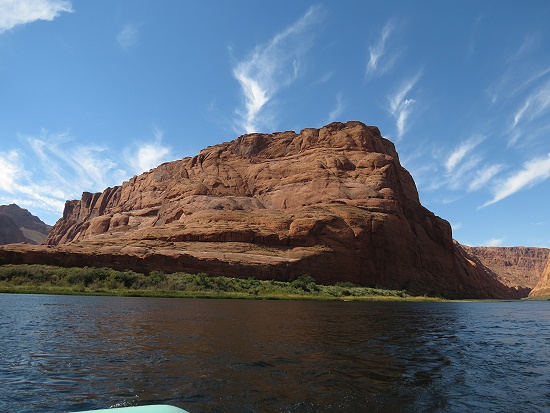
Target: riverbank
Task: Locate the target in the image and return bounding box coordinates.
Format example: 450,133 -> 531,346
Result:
0,264 -> 443,301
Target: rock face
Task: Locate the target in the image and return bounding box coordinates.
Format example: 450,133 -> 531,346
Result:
462,246 -> 549,295
0,122 -> 519,298
530,255 -> 550,298
0,204 -> 52,245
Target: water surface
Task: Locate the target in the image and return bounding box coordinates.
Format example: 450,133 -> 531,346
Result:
1,294 -> 549,412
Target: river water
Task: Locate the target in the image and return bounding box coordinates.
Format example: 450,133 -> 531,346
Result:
0,294 -> 549,413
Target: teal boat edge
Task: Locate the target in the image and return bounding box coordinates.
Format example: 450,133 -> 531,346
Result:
71,405 -> 190,413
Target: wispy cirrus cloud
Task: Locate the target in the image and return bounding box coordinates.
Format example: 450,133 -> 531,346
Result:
0,0 -> 72,33
232,5 -> 324,134
0,135 -> 117,216
0,130 -> 172,222
468,164 -> 505,192
425,135 -> 491,193
487,35 -> 550,148
0,150 -> 28,193
328,93 -> 345,123
445,135 -> 485,173
25,132 -> 123,196
511,80 -> 550,128
482,153 -> 550,207
366,20 -> 397,78
388,73 -> 421,140
506,78 -> 550,148
508,33 -> 542,63
0,156 -> 67,215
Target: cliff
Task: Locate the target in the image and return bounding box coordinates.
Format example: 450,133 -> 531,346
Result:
0,204 -> 52,245
461,246 -> 549,295
0,122 -> 519,298
530,255 -> 550,298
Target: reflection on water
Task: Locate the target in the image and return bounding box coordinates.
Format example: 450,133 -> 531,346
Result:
1,294 -> 549,412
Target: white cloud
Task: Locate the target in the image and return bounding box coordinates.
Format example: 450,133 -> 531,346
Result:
0,0 -> 72,33
482,153 -> 550,207
448,155 -> 482,191
125,128 -> 172,174
395,99 -> 415,140
232,5 -> 324,134
117,23 -> 138,51
512,81 -> 550,128
486,237 -> 505,247
328,93 -> 344,123
0,144 -> 72,214
468,164 -> 505,191
0,150 -> 26,192
0,130 -> 172,221
366,20 -> 396,78
25,133 -> 119,192
388,74 -> 420,140
445,136 -> 484,173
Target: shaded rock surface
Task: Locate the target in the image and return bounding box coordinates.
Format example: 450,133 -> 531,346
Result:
0,204 -> 52,245
0,215 -> 26,245
0,122 -> 520,298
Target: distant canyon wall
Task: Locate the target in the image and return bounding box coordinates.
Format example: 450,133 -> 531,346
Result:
462,246 -> 549,294
530,254 -> 550,297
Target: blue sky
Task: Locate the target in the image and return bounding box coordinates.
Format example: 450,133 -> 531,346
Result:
0,1 -> 549,248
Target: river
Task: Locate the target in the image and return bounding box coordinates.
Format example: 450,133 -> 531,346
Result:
0,294 -> 549,412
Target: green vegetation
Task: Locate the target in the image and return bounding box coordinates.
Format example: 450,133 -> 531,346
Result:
0,264 -> 442,301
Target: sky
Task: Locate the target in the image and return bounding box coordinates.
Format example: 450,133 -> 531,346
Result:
0,0 -> 549,248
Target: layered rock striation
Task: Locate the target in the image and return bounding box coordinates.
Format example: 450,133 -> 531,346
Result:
0,122 -> 520,298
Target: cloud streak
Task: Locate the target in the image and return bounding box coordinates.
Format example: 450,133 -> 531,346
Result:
511,80 -> 550,128
388,73 -> 420,140
328,93 -> 344,123
482,153 -> 550,207
366,20 -> 396,78
232,5 -> 324,133
0,130 -> 172,222
445,136 -> 484,173
468,164 -> 505,192
0,0 -> 72,33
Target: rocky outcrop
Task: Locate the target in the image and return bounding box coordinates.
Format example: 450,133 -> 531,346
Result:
0,122 -> 520,298
0,204 -> 52,245
530,255 -> 550,298
462,246 -> 549,295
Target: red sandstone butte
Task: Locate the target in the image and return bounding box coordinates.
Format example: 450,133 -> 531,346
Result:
0,121 -> 520,298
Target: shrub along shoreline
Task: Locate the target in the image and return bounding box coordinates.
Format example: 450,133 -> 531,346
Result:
0,264 -> 443,301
